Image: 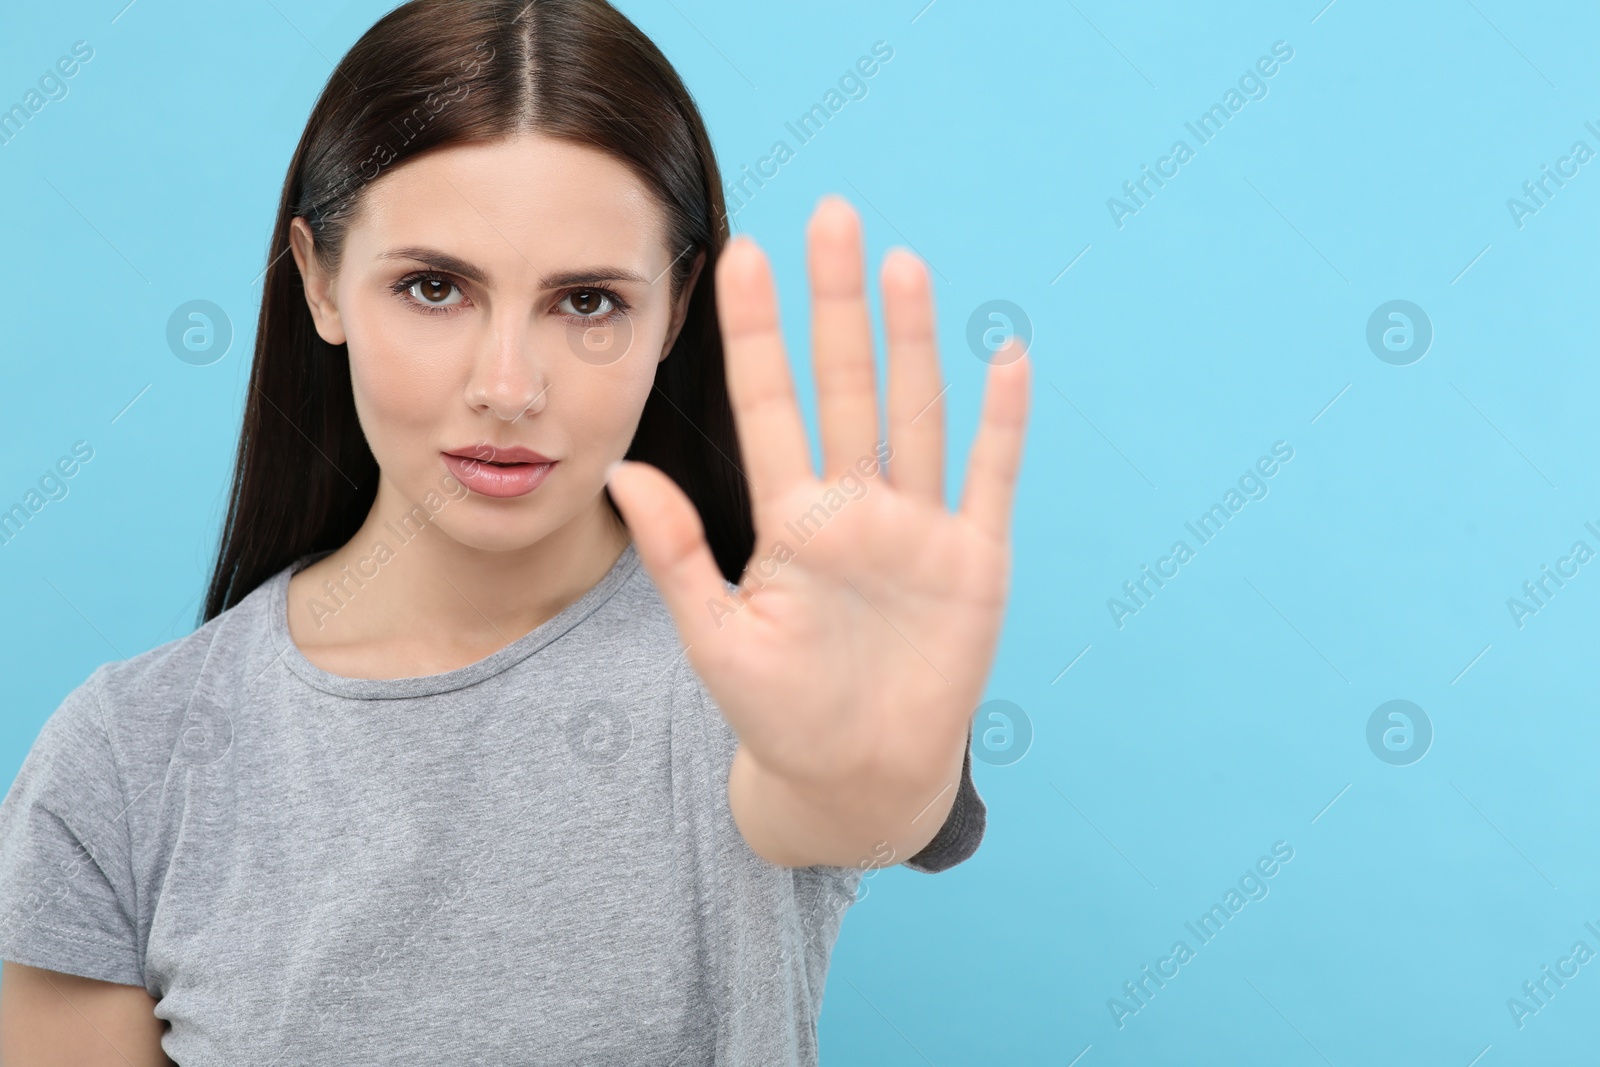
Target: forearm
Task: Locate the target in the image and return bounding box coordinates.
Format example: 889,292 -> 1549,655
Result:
726,726 -> 970,869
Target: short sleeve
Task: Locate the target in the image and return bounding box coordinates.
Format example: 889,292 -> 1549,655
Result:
901,725 -> 986,874
0,668 -> 144,986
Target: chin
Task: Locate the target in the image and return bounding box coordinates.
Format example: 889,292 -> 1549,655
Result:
430,513 -> 558,555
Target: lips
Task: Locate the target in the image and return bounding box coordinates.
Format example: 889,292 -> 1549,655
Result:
440,444 -> 558,499
443,444 -> 555,465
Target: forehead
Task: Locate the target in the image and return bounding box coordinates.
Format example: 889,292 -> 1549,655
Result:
344,133 -> 672,278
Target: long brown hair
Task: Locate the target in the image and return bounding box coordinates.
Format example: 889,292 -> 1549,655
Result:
201,0 -> 752,624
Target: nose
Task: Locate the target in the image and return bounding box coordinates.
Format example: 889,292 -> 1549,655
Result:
465,311 -> 550,421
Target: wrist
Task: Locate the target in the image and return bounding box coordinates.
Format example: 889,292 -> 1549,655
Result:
727,726 -> 968,868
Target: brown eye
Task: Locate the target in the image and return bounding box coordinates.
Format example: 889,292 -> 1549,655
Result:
406,275 -> 464,308
560,289 -> 615,318
412,277 -> 461,306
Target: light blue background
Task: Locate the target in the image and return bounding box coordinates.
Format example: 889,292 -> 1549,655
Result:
2,0 -> 1597,1063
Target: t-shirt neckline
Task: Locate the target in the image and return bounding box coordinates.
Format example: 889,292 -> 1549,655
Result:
269,541 -> 642,700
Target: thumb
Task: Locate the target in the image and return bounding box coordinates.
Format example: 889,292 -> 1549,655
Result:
605,459 -> 724,652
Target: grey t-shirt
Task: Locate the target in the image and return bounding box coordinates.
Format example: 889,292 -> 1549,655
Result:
0,541 -> 984,1064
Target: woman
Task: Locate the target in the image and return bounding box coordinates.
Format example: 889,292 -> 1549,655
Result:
0,0 -> 1029,1062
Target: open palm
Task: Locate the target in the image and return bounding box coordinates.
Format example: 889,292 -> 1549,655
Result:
607,195 -> 1030,864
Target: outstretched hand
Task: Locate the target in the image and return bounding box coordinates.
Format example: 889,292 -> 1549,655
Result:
605,195 -> 1030,868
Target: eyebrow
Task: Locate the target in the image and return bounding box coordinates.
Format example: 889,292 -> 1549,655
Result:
377,246 -> 653,289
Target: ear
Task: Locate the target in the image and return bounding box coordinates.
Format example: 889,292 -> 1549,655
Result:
288,216 -> 348,346
658,249 -> 706,362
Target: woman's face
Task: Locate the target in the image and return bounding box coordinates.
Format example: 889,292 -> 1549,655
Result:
289,132 -> 702,552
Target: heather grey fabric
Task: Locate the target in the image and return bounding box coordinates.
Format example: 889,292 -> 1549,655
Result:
0,541 -> 983,1065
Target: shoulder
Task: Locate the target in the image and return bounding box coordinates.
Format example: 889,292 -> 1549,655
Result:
83,567 -> 289,773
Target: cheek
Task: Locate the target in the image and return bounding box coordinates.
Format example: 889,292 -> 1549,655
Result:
557,354 -> 655,455
345,342 -> 467,489
554,311 -> 671,451
343,305 -> 467,458
351,349 -> 450,424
